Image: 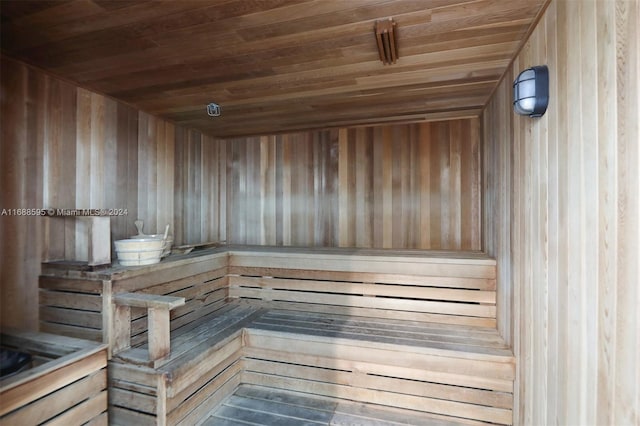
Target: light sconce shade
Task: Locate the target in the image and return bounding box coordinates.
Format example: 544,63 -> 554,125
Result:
374,18 -> 398,65
513,65 -> 549,117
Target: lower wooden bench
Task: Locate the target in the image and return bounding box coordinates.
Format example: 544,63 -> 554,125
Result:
242,310 -> 514,425
108,300 -> 514,426
0,330 -> 108,426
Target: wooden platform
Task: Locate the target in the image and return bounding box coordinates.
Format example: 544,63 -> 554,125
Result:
242,309 -> 513,425
205,385 -> 475,426
40,246 -> 514,425
108,300 -> 513,425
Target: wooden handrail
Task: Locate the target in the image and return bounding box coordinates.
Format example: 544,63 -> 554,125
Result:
113,292 -> 185,362
114,292 -> 185,310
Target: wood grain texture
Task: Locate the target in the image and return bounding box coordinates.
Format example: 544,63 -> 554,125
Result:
104,247 -> 509,424
482,0 -> 640,424
173,129 -> 226,245
243,323 -> 514,425
0,0 -> 547,138
1,57 -> 482,331
0,56 -> 177,330
207,386 -> 475,426
228,247 -> 496,327
224,120 -> 481,250
0,331 -> 107,424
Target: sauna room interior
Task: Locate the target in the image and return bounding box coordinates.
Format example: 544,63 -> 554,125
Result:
0,1 -> 638,425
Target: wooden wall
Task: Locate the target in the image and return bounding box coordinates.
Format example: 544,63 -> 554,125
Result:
482,0 -> 639,424
0,56 -> 181,330
1,56 -> 482,331
173,127 -> 226,245
223,121 -> 481,249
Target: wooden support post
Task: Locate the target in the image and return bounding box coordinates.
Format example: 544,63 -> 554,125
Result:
148,307 -> 170,361
113,304 -> 131,355
113,293 -> 185,362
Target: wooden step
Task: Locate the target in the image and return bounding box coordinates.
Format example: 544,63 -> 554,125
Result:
242,311 -> 514,425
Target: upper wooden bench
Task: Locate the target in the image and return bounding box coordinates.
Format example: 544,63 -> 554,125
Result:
227,247 -> 497,328
39,246 -> 513,425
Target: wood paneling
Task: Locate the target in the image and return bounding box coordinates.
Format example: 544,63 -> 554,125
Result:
482,0 -> 639,424
2,57 -> 482,331
0,56 -> 179,330
174,129 -> 226,246
0,0 -> 547,137
0,331 -> 107,425
224,120 -> 481,250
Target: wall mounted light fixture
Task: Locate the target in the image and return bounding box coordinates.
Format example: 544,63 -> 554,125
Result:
513,65 -> 549,117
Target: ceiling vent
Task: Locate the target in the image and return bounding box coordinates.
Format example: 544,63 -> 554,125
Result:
374,18 -> 398,65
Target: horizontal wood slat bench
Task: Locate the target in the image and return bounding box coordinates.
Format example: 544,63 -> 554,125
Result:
39,246 -> 514,425
0,330 -> 108,425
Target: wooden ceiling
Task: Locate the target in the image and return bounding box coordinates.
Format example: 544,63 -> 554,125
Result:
1,0 -> 547,138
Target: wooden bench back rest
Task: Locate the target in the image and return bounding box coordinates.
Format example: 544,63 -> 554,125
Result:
227,250 -> 497,328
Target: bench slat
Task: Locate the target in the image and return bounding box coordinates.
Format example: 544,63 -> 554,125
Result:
228,251 -> 496,278
228,268 -> 496,290
229,276 -> 496,303
242,372 -> 512,425
250,317 -> 506,350
256,300 -> 497,328
244,328 -> 515,372
243,358 -> 512,409
244,346 -> 513,393
231,287 -> 496,318
233,385 -> 481,426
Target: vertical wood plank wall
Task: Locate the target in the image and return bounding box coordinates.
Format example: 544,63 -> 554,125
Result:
0,57 -> 179,330
173,127 -> 226,245
224,121 -> 481,249
1,56 -> 482,330
482,0 -> 639,424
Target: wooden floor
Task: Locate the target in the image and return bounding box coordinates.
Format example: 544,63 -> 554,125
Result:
203,385 -> 473,426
